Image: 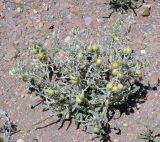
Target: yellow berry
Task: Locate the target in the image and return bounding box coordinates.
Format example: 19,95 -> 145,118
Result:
117,72 -> 124,80
71,77 -> 80,85
96,57 -> 103,65
117,83 -> 124,90
30,47 -> 38,54
112,69 -> 118,76
112,62 -> 119,69
122,46 -> 132,55
37,52 -> 46,59
77,51 -> 84,59
106,82 -> 113,90
87,45 -> 93,53
112,85 -> 118,93
92,44 -> 99,52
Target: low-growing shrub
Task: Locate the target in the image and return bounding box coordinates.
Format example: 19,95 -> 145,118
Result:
138,123 -> 160,142
0,110 -> 16,142
12,18 -> 145,141
104,0 -> 144,18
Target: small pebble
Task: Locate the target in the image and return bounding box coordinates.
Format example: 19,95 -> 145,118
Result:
17,139 -> 24,142
123,123 -> 128,127
11,121 -> 17,125
39,21 -> 45,28
84,16 -> 93,26
0,13 -> 5,19
64,36 -> 71,43
141,50 -> 146,54
113,139 -> 119,142
86,0 -> 93,4
141,5 -> 151,17
15,0 -> 22,3
154,93 -> 158,96
97,18 -> 103,23
79,29 -> 85,34
33,9 -> 38,14
13,41 -> 19,45
16,7 -> 22,12
21,94 -> 26,98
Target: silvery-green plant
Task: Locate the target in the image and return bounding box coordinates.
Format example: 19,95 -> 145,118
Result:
13,18 -> 145,141
0,110 -> 16,142
138,123 -> 160,142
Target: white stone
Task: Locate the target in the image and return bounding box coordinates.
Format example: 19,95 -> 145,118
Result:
141,50 -> 146,54
33,9 -> 38,14
17,139 -> 24,142
64,36 -> 71,43
123,123 -> 128,127
16,7 -> 21,12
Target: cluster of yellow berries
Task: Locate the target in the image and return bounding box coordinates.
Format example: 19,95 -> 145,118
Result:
70,76 -> 80,85
76,92 -> 85,105
106,82 -> 124,93
44,87 -> 59,96
77,44 -> 103,65
31,46 -> 48,62
106,46 -> 133,93
107,60 -> 124,93
111,62 -> 124,79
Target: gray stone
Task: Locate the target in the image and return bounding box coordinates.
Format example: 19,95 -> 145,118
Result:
84,17 -> 93,26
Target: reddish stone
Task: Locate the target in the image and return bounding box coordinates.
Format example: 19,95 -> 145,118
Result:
91,20 -> 98,29
134,111 -> 140,116
14,0 -> 22,4
69,8 -> 83,18
96,0 -> 105,4
63,2 -> 74,9
147,95 -> 154,100
71,18 -> 84,29
65,23 -> 74,31
131,124 -> 136,128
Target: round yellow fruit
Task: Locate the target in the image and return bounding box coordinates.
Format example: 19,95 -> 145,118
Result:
76,96 -> 83,104
92,44 -> 99,52
106,82 -> 113,90
30,47 -> 38,54
77,51 -> 84,59
112,69 -> 118,76
87,45 -> 93,53
117,72 -> 124,80
37,52 -> 46,60
122,46 -> 132,55
112,62 -> 119,69
112,85 -> 118,93
96,57 -> 103,65
117,83 -> 124,90
71,77 -> 80,85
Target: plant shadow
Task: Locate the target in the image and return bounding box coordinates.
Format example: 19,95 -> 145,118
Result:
108,79 -> 159,121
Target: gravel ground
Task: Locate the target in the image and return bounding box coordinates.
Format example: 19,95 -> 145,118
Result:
0,0 -> 160,142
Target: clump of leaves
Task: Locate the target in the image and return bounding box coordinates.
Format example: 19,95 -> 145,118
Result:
15,18 -> 145,141
0,110 -> 17,142
138,123 -> 160,142
104,0 -> 144,18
